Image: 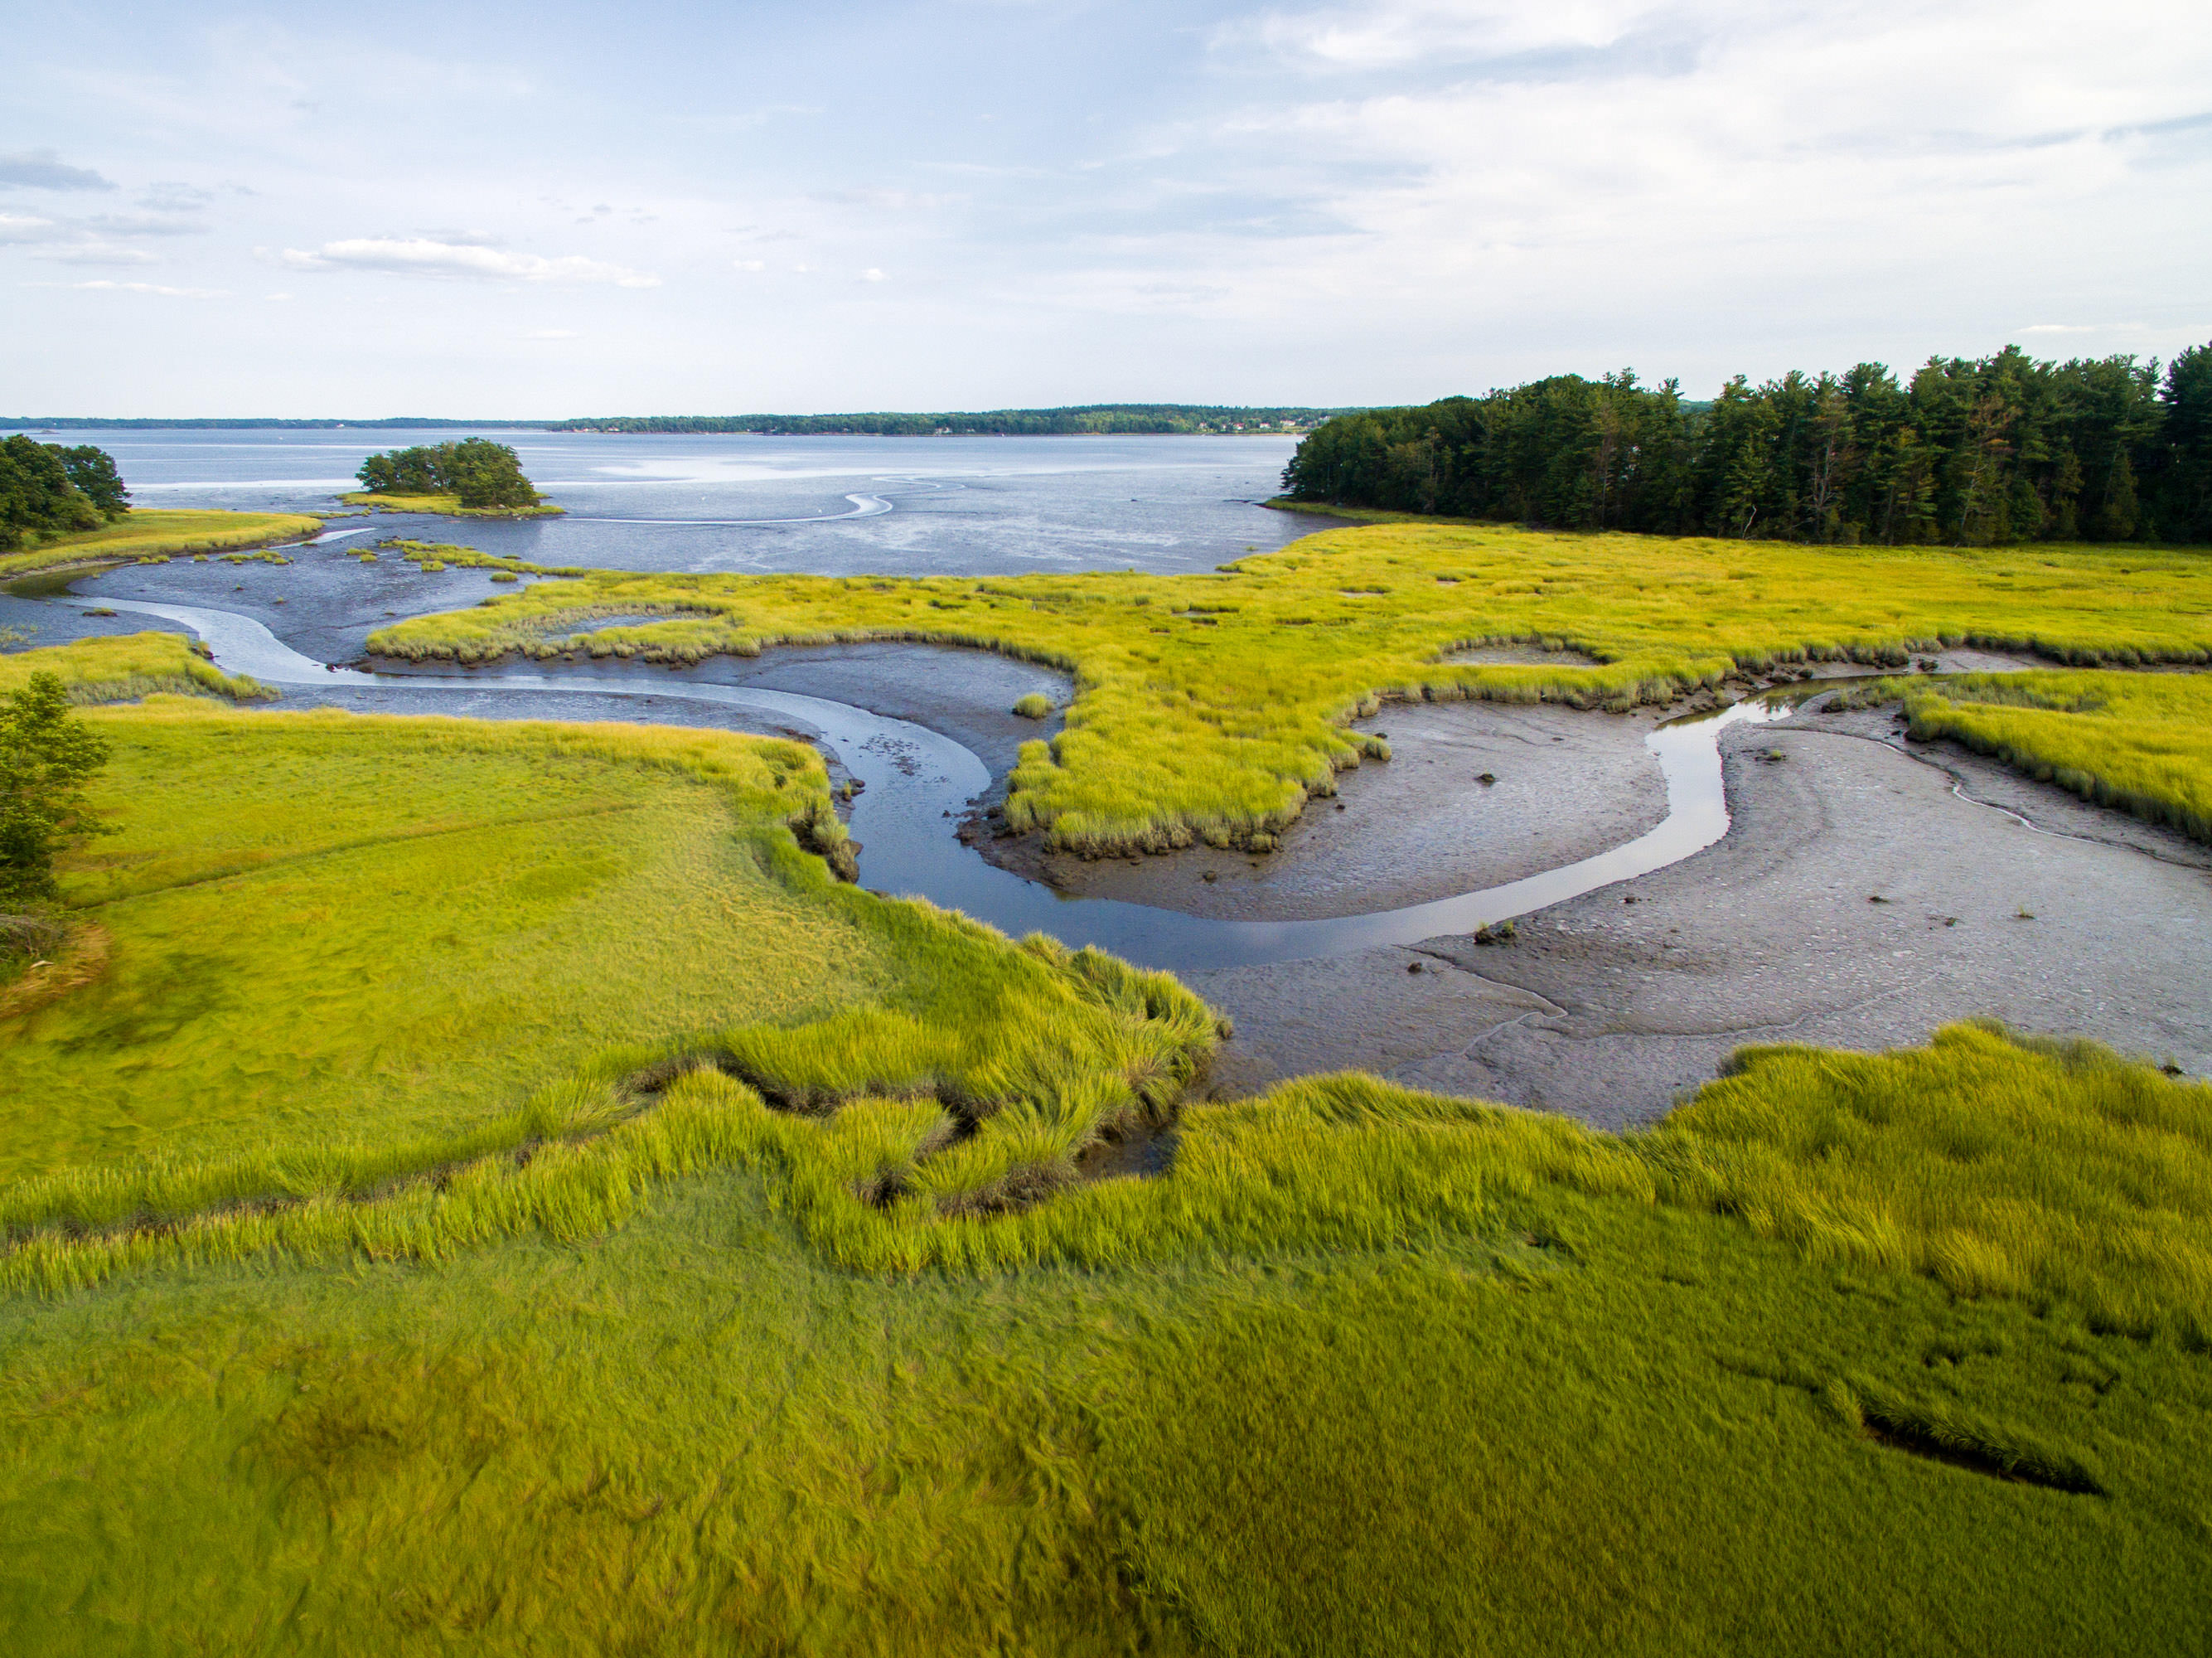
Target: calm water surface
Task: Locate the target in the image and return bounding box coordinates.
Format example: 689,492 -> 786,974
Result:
44,428 -> 1310,578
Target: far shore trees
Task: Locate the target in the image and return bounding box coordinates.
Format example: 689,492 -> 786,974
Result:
356,439 -> 544,510
1282,340 -> 2212,546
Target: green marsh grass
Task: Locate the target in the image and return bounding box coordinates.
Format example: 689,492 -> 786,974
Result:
339,491 -> 565,518
365,522 -> 2212,854
0,508 -> 321,576
1890,669 -> 2212,842
6,641 -> 2212,1647
6,1024 -> 2212,1653
0,631 -> 270,704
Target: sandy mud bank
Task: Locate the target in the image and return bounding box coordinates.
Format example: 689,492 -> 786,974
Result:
1195,700 -> 2212,1126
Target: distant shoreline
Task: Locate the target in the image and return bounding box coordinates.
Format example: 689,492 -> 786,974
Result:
0,406 -> 1349,436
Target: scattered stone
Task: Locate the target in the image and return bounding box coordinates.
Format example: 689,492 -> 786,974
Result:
1203,870 -> 1218,882
1406,960 -> 1423,972
1477,772 -> 1497,785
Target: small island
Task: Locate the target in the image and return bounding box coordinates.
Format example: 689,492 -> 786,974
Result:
341,438 -> 564,518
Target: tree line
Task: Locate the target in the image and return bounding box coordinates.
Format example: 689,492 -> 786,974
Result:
549,405 -> 1347,436
356,440 -> 543,510
1280,343 -> 2212,545
0,438 -> 130,552
0,419 -> 536,431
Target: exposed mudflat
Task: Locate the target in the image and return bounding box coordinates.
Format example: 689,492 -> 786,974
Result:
1030,699 -> 1672,921
1195,701 -> 2212,1126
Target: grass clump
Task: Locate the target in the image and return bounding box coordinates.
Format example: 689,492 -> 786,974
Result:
363,523 -> 2212,855
339,491 -> 565,518
1648,1022 -> 2212,1342
0,509 -> 320,577
1011,691 -> 1053,718
1888,670 -> 2212,844
0,633 -> 270,704
381,537 -> 586,579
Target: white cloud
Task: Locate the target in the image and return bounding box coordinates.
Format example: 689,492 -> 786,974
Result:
524,327 -> 578,338
861,267 -> 888,282
2021,322 -> 2144,334
1230,1 -> 1659,70
264,291 -> 293,301
0,213 -> 56,242
0,148 -> 116,191
34,244 -> 161,266
280,237 -> 661,288
733,258 -> 767,271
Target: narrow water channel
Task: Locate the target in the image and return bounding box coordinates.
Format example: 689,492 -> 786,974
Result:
86,597 -> 1783,972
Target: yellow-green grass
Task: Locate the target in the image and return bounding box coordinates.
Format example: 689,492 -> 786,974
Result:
339,491 -> 565,518
0,695 -> 1208,1219
0,629 -> 270,704
1882,670 -> 2212,843
383,536 -> 586,577
3,1024 -> 2210,1652
5,640 -> 2212,1646
0,700 -> 874,1180
0,509 -> 322,577
365,523 -> 2212,853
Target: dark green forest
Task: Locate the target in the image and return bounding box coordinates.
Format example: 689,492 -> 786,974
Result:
0,438 -> 129,552
549,405 -> 1343,435
356,439 -> 543,510
1281,344 -> 2212,545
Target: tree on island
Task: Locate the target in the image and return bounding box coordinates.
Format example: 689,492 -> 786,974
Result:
356,439 -> 543,510
0,437 -> 130,552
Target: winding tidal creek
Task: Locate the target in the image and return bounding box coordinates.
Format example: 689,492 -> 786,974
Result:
91,596 -> 1784,973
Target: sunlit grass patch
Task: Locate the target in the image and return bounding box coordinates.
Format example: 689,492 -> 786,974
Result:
1650,1021 -> 2212,1341
0,701 -> 882,1180
339,492 -> 565,518
0,633 -> 270,703
1885,669 -> 2212,842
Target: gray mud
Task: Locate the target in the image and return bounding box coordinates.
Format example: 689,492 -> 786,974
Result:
1196,701 -> 2212,1126
1036,699 -> 1670,921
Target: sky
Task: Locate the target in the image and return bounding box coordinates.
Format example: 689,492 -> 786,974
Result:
4,0 -> 2209,416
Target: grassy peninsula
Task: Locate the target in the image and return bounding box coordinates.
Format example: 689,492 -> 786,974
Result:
0,630 -> 271,705
365,521 -> 2212,854
0,508 -> 322,579
0,636 -> 2209,1649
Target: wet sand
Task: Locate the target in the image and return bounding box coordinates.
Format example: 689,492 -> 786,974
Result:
1195,702 -> 2212,1126
1026,698 -> 1672,920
